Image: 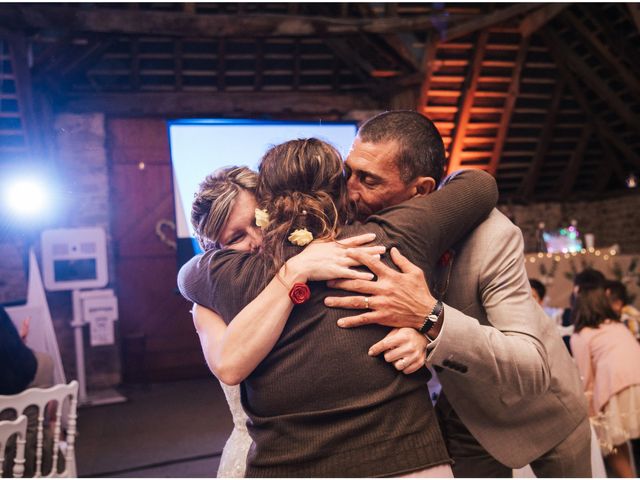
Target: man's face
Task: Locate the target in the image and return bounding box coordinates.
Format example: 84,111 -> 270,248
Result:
345,137 -> 414,220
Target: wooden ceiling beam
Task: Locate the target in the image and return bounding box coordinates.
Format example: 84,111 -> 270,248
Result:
563,10 -> 640,100
487,35 -> 529,176
628,3 -> 640,33
416,35 -> 439,115
0,5 -> 441,37
440,3 -> 540,43
519,78 -> 565,199
559,122 -> 592,197
447,30 -> 489,172
580,5 -> 640,78
544,28 -> 640,135
519,3 -> 570,37
57,91 -> 378,116
357,2 -> 421,72
542,29 -> 640,170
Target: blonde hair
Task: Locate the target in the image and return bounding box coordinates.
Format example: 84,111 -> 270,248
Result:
257,138 -> 352,271
191,166 -> 258,250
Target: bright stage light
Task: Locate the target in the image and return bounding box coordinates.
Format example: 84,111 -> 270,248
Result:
4,178 -> 50,217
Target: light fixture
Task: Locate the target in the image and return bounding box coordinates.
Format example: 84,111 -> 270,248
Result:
4,178 -> 50,216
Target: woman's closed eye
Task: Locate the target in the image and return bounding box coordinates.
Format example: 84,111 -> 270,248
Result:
225,232 -> 245,247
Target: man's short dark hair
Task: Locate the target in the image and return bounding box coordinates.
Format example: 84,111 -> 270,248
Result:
529,278 -> 546,300
573,268 -> 606,291
604,279 -> 629,305
357,110 -> 446,185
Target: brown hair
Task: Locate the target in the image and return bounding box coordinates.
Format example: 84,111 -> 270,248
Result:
571,287 -> 620,332
191,166 -> 258,250
256,138 -> 352,271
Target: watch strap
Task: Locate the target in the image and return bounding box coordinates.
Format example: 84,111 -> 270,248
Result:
418,300 -> 443,334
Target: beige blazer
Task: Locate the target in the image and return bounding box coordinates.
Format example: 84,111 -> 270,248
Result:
427,209 -> 588,468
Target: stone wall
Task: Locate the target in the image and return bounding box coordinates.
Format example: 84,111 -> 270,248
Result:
500,193 -> 640,254
46,112 -> 121,389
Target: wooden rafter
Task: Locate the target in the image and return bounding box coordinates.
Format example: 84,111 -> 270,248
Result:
2,32 -> 41,156
487,35 -> 529,176
580,5 -> 640,78
519,79 -> 565,199
594,136 -> 627,193
447,30 -> 489,172
440,3 -> 540,43
174,39 -> 183,91
57,91 -> 378,115
542,29 -> 640,170
544,28 -> 640,135
358,3 -> 420,72
628,3 -> 640,33
0,5 -> 442,38
563,10 -> 640,100
519,4 -> 569,37
559,123 -> 593,197
416,35 -> 438,113
325,38 -> 376,86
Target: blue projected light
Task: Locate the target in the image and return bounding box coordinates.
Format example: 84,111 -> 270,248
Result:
168,118 -> 358,264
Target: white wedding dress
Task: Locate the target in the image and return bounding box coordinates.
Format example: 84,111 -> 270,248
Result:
217,382 -> 252,477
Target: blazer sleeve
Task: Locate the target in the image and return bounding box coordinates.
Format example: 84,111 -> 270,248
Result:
427,220 -> 553,402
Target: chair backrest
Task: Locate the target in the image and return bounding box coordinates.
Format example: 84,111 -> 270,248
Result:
0,415 -> 28,478
0,381 -> 79,478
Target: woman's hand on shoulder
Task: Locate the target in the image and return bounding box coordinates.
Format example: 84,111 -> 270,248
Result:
285,233 -> 385,282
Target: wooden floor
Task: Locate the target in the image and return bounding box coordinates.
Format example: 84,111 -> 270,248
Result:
76,377 -> 233,478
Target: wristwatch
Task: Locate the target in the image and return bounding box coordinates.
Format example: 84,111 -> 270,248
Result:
418,299 -> 443,335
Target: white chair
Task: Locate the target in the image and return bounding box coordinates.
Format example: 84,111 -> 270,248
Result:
0,381 -> 79,477
0,415 -> 28,478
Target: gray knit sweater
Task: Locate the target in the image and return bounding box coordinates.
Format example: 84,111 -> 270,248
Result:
178,169 -> 498,477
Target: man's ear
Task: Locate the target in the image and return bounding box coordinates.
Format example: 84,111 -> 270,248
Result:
413,176 -> 437,197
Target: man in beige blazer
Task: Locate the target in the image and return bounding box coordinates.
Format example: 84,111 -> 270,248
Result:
327,111 -> 591,477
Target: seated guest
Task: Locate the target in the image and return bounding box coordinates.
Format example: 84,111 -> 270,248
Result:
570,281 -> 640,477
605,279 -> 640,342
0,306 -> 53,394
1,305 -> 55,477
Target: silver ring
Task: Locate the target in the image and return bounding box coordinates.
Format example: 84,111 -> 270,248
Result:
364,296 -> 369,309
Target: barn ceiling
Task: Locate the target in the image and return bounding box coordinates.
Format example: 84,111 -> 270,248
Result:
1,2 -> 639,203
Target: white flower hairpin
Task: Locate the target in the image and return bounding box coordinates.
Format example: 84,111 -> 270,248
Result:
288,228 -> 313,246
255,208 -> 270,228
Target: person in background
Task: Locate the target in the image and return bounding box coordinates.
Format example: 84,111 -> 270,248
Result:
605,279 -> 640,342
0,306 -> 53,395
529,278 -> 546,306
570,280 -> 640,477
1,305 -> 55,477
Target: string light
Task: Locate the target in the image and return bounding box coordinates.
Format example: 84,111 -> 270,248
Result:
526,246 -> 619,263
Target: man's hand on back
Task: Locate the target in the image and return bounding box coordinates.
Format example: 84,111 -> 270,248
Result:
325,247 -> 437,329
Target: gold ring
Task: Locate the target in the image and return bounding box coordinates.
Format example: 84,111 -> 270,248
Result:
364,296 -> 369,309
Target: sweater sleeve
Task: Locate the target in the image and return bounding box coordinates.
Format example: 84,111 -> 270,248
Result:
0,308 -> 38,394
364,169 -> 498,273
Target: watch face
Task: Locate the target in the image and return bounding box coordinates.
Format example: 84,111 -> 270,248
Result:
428,314 -> 438,323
